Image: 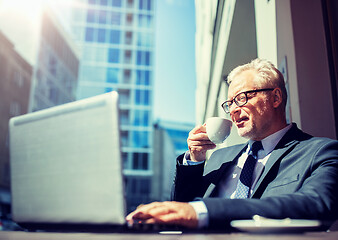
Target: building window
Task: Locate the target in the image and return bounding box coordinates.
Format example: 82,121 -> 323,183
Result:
99,10 -> 107,24
13,70 -> 24,87
139,179 -> 150,194
121,131 -> 129,146
108,48 -> 119,63
111,12 -> 121,25
97,28 -> 106,42
138,14 -> 151,28
127,0 -> 134,8
119,89 -> 130,104
133,110 -> 149,126
126,13 -> 133,26
107,68 -> 119,83
123,69 -> 131,83
105,87 -> 113,93
139,0 -> 151,10
136,70 -> 151,85
85,27 -> 95,42
100,0 -> 107,5
124,50 -> 132,64
137,32 -> 151,47
120,110 -> 130,126
132,131 -> 149,148
110,30 -> 120,44
112,0 -> 122,7
136,51 -> 151,65
10,102 -> 21,116
125,31 -> 133,45
135,89 -> 150,106
132,152 -> 149,169
87,9 -> 96,23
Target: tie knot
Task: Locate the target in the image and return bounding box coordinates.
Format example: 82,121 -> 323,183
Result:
250,141 -> 263,157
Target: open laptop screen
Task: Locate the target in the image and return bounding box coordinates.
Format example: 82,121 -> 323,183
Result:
9,91 -> 126,227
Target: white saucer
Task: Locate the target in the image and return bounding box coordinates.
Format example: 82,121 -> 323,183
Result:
230,216 -> 322,233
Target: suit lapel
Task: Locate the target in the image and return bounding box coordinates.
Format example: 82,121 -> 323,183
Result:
203,144 -> 247,197
251,124 -> 302,197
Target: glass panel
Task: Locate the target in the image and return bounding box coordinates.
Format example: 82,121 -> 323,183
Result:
119,89 -> 130,104
145,70 -> 150,85
105,87 -> 113,93
147,0 -> 151,10
125,31 -> 133,45
100,0 -> 107,5
145,51 -> 150,65
144,89 -> 150,105
139,179 -> 150,194
124,50 -> 132,64
97,28 -> 106,42
127,0 -> 134,8
110,30 -> 120,44
120,110 -> 130,126
88,0 -> 96,5
136,51 -> 142,65
107,68 -> 119,83
99,10 -> 107,24
112,0 -> 122,7
138,0 -> 143,10
135,89 -> 142,105
143,111 -> 149,126
87,9 -> 96,23
126,13 -> 133,26
85,27 -> 95,42
132,152 -> 149,168
108,48 -> 119,63
111,12 -> 121,25
136,70 -> 142,85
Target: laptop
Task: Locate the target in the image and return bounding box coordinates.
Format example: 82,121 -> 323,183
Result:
9,91 -> 127,232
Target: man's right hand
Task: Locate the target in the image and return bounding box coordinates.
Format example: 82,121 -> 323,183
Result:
187,124 -> 216,162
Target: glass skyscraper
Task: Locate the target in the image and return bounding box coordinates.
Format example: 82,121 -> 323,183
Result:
63,0 -> 155,212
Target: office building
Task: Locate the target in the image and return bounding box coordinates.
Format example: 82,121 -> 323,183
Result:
0,31 -> 33,218
0,0 -> 79,218
0,1 -> 80,112
152,120 -> 194,201
53,0 -> 155,212
195,0 -> 338,145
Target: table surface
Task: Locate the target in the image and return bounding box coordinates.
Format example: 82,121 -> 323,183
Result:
1,230 -> 338,240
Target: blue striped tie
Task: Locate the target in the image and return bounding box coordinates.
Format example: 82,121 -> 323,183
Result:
234,141 -> 263,198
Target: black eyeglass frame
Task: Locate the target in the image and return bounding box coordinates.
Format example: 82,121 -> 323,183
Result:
221,88 -> 275,113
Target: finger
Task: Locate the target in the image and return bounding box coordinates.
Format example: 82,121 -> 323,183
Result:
126,202 -> 162,221
157,213 -> 198,228
190,125 -> 206,135
188,132 -> 210,141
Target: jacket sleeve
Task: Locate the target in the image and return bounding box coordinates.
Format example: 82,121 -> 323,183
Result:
171,153 -> 205,202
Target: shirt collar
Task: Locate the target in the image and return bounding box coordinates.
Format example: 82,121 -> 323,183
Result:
249,124 -> 292,155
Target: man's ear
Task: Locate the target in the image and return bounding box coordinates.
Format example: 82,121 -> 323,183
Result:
272,88 -> 283,108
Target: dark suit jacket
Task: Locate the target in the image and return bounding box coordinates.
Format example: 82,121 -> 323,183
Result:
172,123 -> 338,229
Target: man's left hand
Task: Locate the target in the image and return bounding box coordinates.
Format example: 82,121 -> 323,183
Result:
125,201 -> 198,228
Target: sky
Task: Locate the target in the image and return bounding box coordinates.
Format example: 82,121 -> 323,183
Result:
153,0 -> 196,124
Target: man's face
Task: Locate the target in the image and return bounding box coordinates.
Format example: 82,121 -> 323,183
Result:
227,70 -> 274,141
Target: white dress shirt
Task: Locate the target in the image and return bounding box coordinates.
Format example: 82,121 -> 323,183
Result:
186,124 -> 292,228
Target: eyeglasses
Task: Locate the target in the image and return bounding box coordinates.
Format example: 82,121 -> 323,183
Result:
221,88 -> 274,113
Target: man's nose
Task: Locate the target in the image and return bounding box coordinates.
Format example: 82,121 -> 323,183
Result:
229,102 -> 240,115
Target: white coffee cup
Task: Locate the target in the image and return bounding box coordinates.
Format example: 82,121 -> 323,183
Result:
206,117 -> 232,144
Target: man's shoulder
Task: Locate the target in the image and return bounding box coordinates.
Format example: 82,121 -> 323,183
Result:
282,123 -> 337,147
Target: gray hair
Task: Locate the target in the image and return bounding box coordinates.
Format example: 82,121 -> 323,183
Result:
227,58 -> 288,109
